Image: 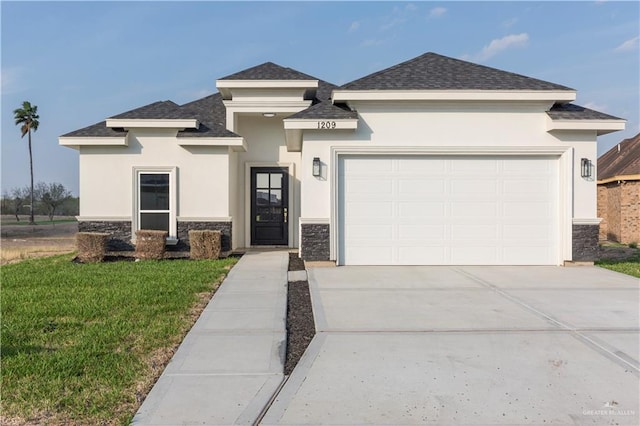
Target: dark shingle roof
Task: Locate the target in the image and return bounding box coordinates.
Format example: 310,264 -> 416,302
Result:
340,52 -> 574,91
177,93 -> 239,138
109,101 -> 195,120
219,62 -> 317,81
61,121 -> 126,137
598,133 -> 640,180
286,101 -> 357,120
547,103 -> 623,121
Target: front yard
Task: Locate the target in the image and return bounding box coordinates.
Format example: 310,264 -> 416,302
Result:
596,243 -> 640,278
1,254 -> 237,425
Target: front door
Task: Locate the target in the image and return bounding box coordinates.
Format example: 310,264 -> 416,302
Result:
251,167 -> 289,245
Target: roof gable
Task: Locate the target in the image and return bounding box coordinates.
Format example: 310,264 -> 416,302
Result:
177,93 -> 239,138
340,52 -> 574,91
598,133 -> 640,181
108,101 -> 195,120
219,62 -> 317,81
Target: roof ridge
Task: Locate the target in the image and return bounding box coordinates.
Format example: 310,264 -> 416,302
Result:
340,51 -> 574,92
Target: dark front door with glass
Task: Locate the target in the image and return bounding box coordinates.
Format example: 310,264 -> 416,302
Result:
251,168 -> 288,245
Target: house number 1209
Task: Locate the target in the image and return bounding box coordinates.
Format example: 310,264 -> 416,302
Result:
317,121 -> 337,129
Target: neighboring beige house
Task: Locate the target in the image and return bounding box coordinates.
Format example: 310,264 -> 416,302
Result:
597,133 -> 640,244
60,52 -> 625,265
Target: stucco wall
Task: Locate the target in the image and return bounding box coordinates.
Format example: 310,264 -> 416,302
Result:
300,102 -> 598,222
79,129 -> 230,220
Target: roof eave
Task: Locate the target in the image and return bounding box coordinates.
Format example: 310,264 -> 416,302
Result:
332,90 -> 576,102
105,118 -> 199,129
216,79 -> 319,100
598,174 -> 640,184
59,134 -> 129,150
547,118 -> 626,136
176,136 -> 246,152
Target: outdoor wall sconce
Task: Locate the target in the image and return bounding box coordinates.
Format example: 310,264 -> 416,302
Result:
581,158 -> 593,179
312,157 -> 321,177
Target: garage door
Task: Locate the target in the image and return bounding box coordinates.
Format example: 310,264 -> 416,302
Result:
338,155 -> 559,265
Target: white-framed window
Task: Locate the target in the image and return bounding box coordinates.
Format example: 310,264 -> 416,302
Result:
133,167 -> 177,242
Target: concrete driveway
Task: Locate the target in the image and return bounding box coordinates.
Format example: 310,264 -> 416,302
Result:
262,266 -> 639,425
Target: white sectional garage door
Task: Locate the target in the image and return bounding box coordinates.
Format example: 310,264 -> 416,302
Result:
338,155 -> 559,265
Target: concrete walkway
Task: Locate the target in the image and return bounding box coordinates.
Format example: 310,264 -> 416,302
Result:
132,250 -> 288,425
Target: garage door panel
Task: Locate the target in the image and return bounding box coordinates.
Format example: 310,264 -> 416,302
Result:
398,202 -> 446,217
451,225 -> 498,240
503,202 -> 554,218
451,179 -> 498,195
397,225 -> 446,240
339,155 -> 559,265
503,224 -> 554,240
346,202 -> 392,218
346,179 -> 392,195
342,157 -> 393,174
503,179 -> 553,195
451,246 -> 500,265
397,158 -> 447,173
451,202 -> 496,217
398,179 -> 446,195
502,246 -> 553,264
450,158 -> 498,173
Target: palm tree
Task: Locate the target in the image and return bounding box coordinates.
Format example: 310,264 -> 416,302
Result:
13,101 -> 40,225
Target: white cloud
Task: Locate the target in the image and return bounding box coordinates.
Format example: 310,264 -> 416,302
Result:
380,3 -> 417,31
429,7 -> 447,19
348,21 -> 360,33
472,33 -> 529,62
614,36 -> 639,52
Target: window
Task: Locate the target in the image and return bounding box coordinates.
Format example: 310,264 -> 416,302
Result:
134,167 -> 177,242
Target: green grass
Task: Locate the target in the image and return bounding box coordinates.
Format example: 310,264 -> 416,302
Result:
596,251 -> 640,278
1,254 -> 238,425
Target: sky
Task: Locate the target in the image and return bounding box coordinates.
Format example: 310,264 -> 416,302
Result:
1,1 -> 639,196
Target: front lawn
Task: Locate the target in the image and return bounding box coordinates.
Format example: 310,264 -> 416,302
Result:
596,249 -> 640,278
1,254 -> 238,425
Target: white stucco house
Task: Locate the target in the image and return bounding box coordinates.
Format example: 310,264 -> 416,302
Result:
60,52 -> 625,265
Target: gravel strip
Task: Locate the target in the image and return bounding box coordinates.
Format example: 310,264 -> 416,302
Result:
285,253 -> 315,375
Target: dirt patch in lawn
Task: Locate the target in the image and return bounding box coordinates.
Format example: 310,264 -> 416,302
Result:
1,222 -> 78,265
598,242 -> 640,262
285,252 -> 316,375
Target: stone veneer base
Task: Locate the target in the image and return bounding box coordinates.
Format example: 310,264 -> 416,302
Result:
78,221 -> 133,251
301,223 -> 330,261
78,220 -> 232,253
177,221 -> 232,252
572,224 -> 599,262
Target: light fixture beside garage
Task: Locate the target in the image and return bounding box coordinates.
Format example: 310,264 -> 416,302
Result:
312,157 -> 321,177
581,158 -> 593,179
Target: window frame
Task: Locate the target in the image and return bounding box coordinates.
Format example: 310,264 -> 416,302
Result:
132,166 -> 177,244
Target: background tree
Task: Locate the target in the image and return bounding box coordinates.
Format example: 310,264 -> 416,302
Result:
9,187 -> 31,221
13,101 -> 40,225
35,182 -> 72,221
